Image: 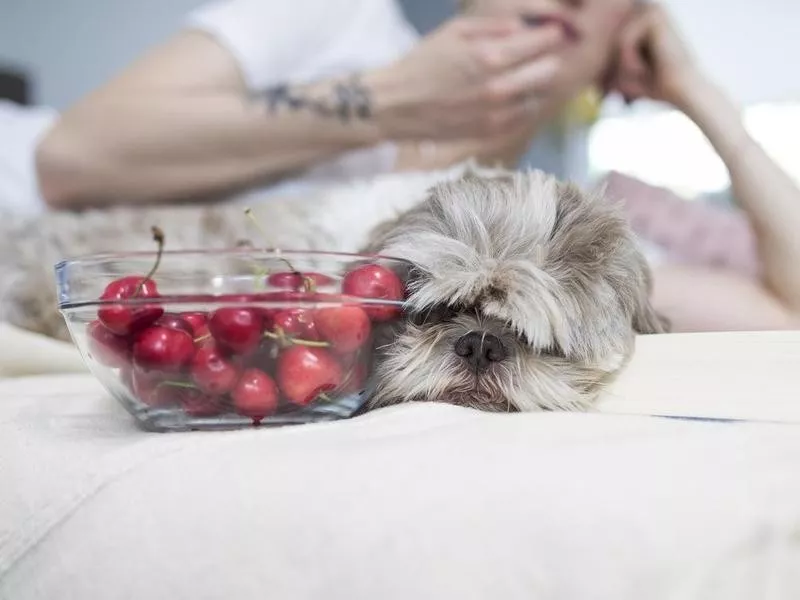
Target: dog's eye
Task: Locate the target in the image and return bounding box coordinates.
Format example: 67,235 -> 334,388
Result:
409,304 -> 460,325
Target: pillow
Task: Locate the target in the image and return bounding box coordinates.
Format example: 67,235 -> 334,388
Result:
598,171 -> 761,278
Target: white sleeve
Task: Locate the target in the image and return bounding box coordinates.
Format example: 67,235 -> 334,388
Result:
185,0 -> 419,91
0,102 -> 57,217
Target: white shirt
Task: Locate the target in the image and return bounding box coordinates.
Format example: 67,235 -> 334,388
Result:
0,1 -> 418,216
0,101 -> 56,216
186,0 -> 421,200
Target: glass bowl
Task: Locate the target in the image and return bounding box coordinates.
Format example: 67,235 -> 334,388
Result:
56,249 -> 410,432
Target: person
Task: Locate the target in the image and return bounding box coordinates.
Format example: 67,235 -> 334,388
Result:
32,0 -> 800,333
34,0 -> 622,208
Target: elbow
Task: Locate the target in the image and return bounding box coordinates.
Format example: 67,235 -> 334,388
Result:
36,123 -> 104,210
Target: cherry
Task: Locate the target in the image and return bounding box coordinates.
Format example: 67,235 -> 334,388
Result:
181,312 -> 213,347
277,346 -> 343,406
131,370 -> 180,407
97,226 -> 167,335
267,271 -> 333,292
208,308 -> 264,355
179,388 -> 225,418
314,305 -> 371,353
271,308 -> 319,340
87,320 -> 131,368
133,326 -> 195,373
190,344 -> 241,396
231,368 -> 279,420
342,264 -> 404,321
181,312 -> 208,336
154,313 -> 193,336
97,276 -> 163,335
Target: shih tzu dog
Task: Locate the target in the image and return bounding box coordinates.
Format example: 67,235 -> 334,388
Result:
0,165 -> 665,412
362,169 -> 666,412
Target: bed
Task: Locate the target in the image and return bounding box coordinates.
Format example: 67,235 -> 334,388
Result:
1,325 -> 799,599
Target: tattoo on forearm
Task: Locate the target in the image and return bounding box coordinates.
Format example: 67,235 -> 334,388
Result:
261,75 -> 372,123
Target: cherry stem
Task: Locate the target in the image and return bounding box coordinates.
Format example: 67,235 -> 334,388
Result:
194,334 -> 211,344
158,381 -> 197,390
134,226 -> 165,296
317,393 -> 333,403
263,329 -> 330,348
235,240 -> 274,289
244,208 -> 310,285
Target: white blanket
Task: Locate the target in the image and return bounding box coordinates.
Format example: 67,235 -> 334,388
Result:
1,368 -> 800,599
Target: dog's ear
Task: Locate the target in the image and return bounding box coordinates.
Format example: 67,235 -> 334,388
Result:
632,268 -> 670,334
634,297 -> 670,334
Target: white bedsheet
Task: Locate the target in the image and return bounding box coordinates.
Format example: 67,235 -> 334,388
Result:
1,372 -> 800,599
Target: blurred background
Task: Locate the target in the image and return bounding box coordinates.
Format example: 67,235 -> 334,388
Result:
1,0 -> 799,203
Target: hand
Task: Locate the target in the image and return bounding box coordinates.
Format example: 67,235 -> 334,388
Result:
366,16 -> 565,142
606,3 -> 705,110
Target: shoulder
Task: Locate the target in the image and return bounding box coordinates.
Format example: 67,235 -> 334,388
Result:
185,0 -> 419,89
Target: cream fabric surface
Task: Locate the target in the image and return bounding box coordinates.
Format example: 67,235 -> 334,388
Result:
0,323 -> 85,378
1,373 -> 800,599
1,326 -> 800,598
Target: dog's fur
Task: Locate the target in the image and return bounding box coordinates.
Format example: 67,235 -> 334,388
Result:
0,164 -> 665,411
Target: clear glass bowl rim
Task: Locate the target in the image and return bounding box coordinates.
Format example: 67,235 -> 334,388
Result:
56,248 -> 412,310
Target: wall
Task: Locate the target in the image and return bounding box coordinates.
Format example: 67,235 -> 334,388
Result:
2,0 -> 798,110
0,0 -> 454,110
0,0 -> 208,109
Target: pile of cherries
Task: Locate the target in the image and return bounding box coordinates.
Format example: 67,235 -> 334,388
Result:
86,260 -> 405,424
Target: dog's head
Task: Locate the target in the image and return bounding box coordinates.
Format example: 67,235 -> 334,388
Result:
363,168 -> 666,412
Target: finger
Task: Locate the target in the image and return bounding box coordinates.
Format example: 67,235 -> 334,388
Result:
614,77 -> 649,104
483,55 -> 561,103
472,26 -> 564,71
618,12 -> 654,78
454,16 -> 526,38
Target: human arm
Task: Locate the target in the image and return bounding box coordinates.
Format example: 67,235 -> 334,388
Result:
37,5 -> 566,210
611,3 -> 800,329
36,31 -> 386,209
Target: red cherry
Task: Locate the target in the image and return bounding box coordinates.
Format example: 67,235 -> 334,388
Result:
154,313 -> 193,336
190,344 -> 241,396
181,312 -> 208,336
231,368 -> 279,420
179,388 -> 225,418
131,370 -> 179,407
87,319 -> 131,367
132,326 -> 195,373
277,346 -> 343,406
314,306 -> 371,353
342,265 -> 404,321
259,290 -> 324,323
98,276 -> 164,335
271,308 -> 319,340
267,272 -> 333,291
208,308 -> 264,355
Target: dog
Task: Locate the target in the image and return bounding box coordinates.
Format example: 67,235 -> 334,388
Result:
362,168 -> 666,412
0,165 -> 666,412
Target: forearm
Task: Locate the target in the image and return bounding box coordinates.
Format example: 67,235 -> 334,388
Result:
681,77 -> 800,312
37,77 -> 385,209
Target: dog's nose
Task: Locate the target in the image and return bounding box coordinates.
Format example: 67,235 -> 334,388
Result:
454,331 -> 506,370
